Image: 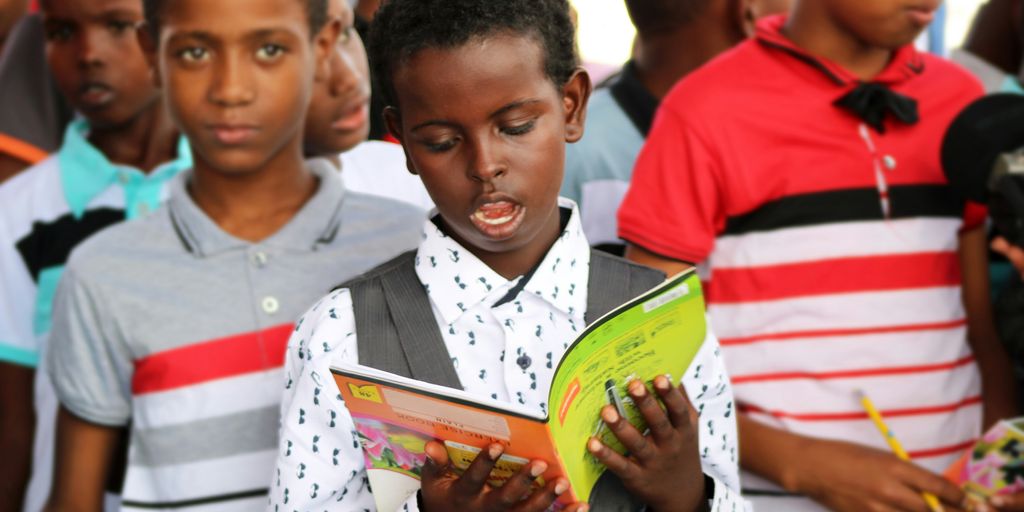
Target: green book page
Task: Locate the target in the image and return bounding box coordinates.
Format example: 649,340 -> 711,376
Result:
545,271 -> 707,500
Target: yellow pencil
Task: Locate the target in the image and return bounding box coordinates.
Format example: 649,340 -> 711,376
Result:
857,390 -> 945,512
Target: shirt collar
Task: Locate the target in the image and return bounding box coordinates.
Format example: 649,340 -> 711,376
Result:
415,197 -> 591,326
607,60 -> 659,136
168,158 -> 346,257
59,118 -> 192,219
754,14 -> 926,87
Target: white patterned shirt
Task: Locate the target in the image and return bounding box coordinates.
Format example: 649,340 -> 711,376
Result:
269,199 -> 744,511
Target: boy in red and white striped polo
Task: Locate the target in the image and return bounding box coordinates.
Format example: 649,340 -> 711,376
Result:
618,2 -> 1019,511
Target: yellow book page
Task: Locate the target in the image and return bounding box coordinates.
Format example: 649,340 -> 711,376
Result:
546,271 -> 706,501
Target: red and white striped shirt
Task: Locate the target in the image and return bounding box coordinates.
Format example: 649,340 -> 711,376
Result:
619,14 -> 985,504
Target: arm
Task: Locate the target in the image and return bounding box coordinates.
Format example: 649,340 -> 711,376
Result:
624,245 -> 693,275
960,226 -> 1019,425
0,362 -> 34,511
0,153 -> 29,184
43,407 -> 121,512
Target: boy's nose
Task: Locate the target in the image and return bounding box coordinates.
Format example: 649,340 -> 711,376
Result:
468,139 -> 507,183
76,30 -> 107,68
328,51 -> 366,99
209,56 -> 256,106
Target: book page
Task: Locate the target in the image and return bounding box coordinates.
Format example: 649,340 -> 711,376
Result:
546,271 -> 707,501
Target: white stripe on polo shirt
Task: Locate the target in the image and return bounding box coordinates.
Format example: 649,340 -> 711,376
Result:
47,161 -> 425,511
710,217 -> 959,269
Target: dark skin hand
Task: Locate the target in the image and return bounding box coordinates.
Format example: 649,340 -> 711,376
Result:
587,375 -> 709,512
420,441 -> 589,512
0,362 -> 35,512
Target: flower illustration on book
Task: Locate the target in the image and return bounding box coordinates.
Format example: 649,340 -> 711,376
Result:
355,419 -> 430,476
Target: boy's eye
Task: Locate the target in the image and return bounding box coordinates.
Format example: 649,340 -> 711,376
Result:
107,20 -> 136,35
502,120 -> 536,137
177,47 -> 209,63
423,139 -> 457,153
256,43 -> 286,61
45,24 -> 74,42
339,25 -> 354,45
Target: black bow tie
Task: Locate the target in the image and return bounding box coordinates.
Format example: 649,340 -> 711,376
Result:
834,82 -> 919,134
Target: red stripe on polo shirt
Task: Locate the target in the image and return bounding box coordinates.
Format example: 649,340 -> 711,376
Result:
732,354 -> 975,384
132,323 -> 294,395
710,252 -> 961,304
740,395 -> 982,421
719,319 -> 968,346
908,440 -> 976,459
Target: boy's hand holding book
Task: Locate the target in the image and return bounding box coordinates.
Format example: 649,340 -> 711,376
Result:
419,440 -> 588,512
586,375 -> 709,512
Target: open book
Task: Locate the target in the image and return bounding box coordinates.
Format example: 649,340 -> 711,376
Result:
945,416 -> 1024,505
331,269 -> 706,509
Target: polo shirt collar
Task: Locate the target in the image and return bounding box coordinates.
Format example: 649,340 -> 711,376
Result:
59,118 -> 192,219
168,159 -> 346,257
415,198 -> 591,326
755,14 -> 926,87
608,60 -> 659,136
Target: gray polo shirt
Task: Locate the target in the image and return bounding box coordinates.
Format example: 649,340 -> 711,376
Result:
46,161 -> 423,511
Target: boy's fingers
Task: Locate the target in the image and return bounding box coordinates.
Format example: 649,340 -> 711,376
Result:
991,493 -> 1024,511
627,379 -> 673,443
599,404 -> 656,462
512,475 -> 566,511
453,443 -> 502,496
587,437 -> 640,482
421,441 -> 451,481
899,463 -> 964,507
490,461 -> 547,509
653,374 -> 694,429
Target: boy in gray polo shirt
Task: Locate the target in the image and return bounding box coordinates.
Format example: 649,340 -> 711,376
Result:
43,0 -> 422,510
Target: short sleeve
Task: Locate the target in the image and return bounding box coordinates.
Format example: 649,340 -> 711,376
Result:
962,200 -> 987,233
270,288 -> 379,510
617,106 -> 726,264
45,263 -> 133,426
0,217 -> 39,367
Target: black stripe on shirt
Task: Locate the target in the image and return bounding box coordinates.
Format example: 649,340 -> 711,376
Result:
121,488 -> 268,509
723,185 -> 963,236
15,207 -> 124,282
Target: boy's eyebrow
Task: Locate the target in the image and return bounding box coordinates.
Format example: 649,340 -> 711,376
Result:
490,99 -> 543,119
167,31 -> 217,45
410,99 -> 544,132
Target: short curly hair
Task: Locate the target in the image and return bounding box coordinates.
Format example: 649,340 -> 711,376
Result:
142,0 -> 328,39
368,0 -> 578,108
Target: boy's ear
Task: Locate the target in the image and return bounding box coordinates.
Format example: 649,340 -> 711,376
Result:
313,17 -> 342,82
136,23 -> 161,88
561,67 -> 592,144
737,0 -> 758,38
383,106 -> 417,175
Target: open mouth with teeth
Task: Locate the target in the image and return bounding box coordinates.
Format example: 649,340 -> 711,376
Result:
470,201 -> 526,239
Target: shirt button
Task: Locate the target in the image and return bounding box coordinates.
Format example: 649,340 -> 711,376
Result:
252,251 -> 269,268
118,171 -> 130,184
261,296 -> 279,314
137,204 -> 150,216
516,354 -> 532,370
882,155 -> 897,170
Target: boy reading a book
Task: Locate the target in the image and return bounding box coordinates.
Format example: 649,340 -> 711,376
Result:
42,0 -> 422,509
271,0 -> 743,510
0,0 -> 190,509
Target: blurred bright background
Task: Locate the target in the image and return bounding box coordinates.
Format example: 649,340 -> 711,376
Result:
571,0 -> 989,67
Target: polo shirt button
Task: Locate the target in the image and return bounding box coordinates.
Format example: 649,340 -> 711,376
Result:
253,251 -> 269,268
261,296 -> 279,314
883,155 -> 897,170
118,171 -> 130,184
516,354 -> 531,370
137,204 -> 150,216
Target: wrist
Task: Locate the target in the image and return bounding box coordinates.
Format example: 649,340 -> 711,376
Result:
649,475 -> 711,512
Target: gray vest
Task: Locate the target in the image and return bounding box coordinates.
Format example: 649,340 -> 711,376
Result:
342,249 -> 664,510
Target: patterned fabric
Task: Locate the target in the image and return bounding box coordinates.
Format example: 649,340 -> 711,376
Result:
0,121 -> 189,512
270,199 -> 745,511
46,162 -> 424,511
